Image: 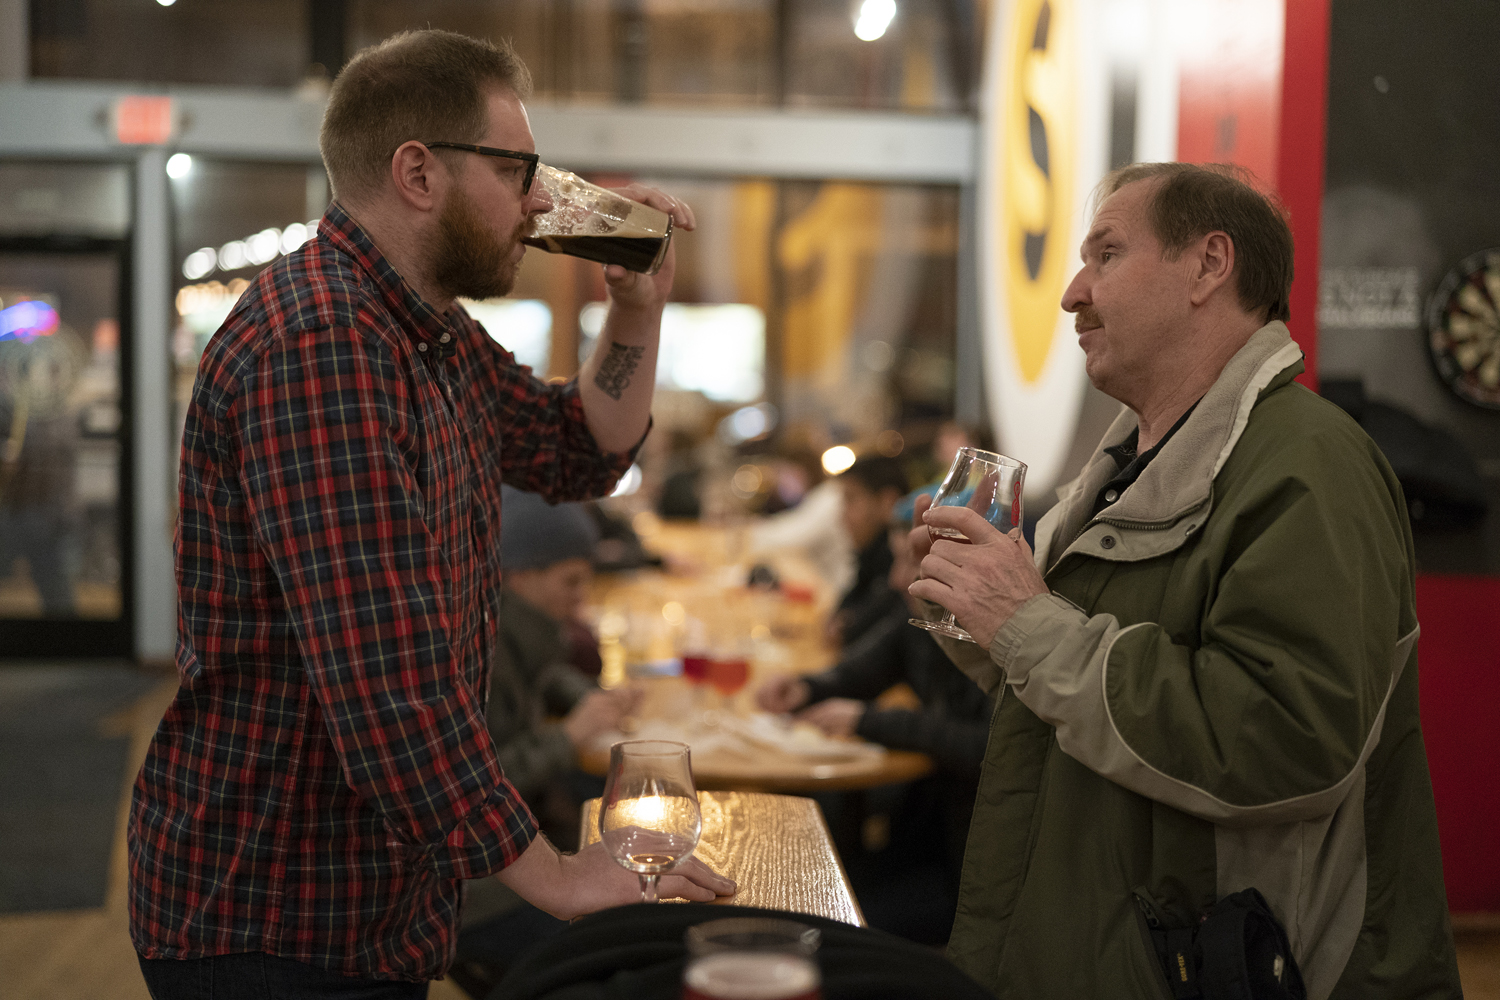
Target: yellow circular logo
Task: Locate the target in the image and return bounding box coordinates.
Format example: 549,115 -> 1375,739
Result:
1000,0 -> 1075,384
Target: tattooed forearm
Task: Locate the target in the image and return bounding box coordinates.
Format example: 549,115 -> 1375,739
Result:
593,342 -> 646,401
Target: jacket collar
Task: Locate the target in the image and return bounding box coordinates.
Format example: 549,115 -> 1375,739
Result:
1036,321 -> 1305,571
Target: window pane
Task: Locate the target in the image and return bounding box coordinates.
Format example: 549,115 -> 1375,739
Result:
775,180 -> 959,454
31,0 -> 308,88
0,163 -> 131,240
504,174 -> 958,515
784,0 -> 968,112
345,0 -> 966,111
170,159 -> 328,459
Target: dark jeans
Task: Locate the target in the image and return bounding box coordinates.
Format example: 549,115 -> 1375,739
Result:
137,952 -> 429,1000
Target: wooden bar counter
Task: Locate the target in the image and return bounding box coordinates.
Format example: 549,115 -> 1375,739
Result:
580,790 -> 866,927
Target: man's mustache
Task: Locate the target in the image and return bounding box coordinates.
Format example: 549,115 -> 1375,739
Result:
1074,307 -> 1102,332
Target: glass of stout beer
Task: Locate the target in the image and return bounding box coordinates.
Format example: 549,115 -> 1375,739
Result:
523,164 -> 674,275
908,447 -> 1027,644
682,918 -> 822,1000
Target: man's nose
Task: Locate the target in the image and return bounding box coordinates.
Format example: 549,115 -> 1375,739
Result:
1060,267 -> 1088,313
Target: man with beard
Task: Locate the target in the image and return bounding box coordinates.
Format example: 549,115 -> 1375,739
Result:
128,30 -> 732,999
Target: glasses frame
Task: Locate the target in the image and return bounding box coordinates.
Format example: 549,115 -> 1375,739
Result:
421,141 -> 540,195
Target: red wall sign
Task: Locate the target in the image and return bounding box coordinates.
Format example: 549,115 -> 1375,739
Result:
113,95 -> 177,145
1175,0 -> 1329,389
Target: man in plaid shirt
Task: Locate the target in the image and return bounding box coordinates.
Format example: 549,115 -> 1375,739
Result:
128,30 -> 732,998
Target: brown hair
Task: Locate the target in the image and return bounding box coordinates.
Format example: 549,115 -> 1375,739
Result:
319,30 -> 532,204
1097,162 -> 1294,322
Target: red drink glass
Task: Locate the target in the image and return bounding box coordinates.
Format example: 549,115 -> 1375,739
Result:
682,654 -> 712,685
708,658 -> 749,697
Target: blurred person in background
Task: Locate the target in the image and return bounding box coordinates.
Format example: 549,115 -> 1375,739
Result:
484,486 -> 637,846
656,429 -> 705,519
757,485 -> 990,942
908,419 -> 995,488
829,455 -> 908,647
454,486 -> 640,996
0,326 -> 84,617
746,441 -> 851,594
128,29 -> 729,1000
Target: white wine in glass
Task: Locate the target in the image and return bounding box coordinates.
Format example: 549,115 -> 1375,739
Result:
599,740 -> 702,903
909,446 -> 1028,644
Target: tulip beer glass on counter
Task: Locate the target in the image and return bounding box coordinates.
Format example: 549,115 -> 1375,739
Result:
600,740 -> 702,903
523,164 -> 674,274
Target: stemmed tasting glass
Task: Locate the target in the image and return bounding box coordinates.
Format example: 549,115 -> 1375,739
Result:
909,447 -> 1027,644
600,740 -> 702,903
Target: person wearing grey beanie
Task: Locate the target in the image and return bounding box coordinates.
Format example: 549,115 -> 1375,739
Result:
499,485 -> 601,572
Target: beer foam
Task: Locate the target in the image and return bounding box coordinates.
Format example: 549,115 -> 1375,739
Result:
683,952 -> 819,998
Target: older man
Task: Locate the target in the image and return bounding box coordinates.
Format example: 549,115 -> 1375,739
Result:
129,30 -> 729,998
910,163 -> 1460,998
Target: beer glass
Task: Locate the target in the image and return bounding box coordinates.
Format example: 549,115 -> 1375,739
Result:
682,918 -> 822,1000
523,164 -> 674,274
909,447 -> 1027,644
600,740 -> 701,903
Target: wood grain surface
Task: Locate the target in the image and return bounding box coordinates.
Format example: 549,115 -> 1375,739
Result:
581,791 -> 865,927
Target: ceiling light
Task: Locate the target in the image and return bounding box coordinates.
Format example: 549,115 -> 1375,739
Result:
854,0 -> 897,41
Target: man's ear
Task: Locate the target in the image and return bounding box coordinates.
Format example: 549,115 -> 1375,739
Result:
1188,230 -> 1235,306
389,140 -> 447,213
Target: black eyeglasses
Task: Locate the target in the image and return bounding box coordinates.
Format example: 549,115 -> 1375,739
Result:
422,142 -> 540,195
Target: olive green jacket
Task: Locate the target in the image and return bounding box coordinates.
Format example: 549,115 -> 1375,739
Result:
937,323 -> 1460,999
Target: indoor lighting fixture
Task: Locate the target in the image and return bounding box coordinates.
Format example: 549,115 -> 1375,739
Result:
610,463 -> 643,498
166,153 -> 192,179
182,247 -> 217,281
821,445 -> 857,476
156,0 -> 177,7
0,300 -> 60,343
854,0 -> 897,41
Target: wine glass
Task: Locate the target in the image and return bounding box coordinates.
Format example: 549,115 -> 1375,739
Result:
708,654 -> 750,713
600,740 -> 702,903
909,446 -> 1027,644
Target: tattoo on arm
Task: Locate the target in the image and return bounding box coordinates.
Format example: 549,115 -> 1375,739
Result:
593,343 -> 645,401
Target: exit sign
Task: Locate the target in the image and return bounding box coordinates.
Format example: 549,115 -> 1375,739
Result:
113,96 -> 177,145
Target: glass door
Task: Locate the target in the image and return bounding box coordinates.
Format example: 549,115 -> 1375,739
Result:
0,243 -> 133,656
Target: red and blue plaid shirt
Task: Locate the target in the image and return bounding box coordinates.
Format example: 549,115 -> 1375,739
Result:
129,203 -> 635,981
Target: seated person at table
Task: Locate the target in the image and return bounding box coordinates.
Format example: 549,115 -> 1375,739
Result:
756,493 -> 992,942
828,456 -> 909,648
456,487 -> 639,992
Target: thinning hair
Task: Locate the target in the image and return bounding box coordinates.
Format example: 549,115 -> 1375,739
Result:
319,30 -> 532,204
1096,162 -> 1294,322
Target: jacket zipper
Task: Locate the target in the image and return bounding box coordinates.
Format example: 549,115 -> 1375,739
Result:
1135,890 -> 1165,928
1094,516 -> 1176,532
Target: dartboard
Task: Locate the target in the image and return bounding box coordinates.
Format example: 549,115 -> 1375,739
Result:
1425,249 -> 1500,410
